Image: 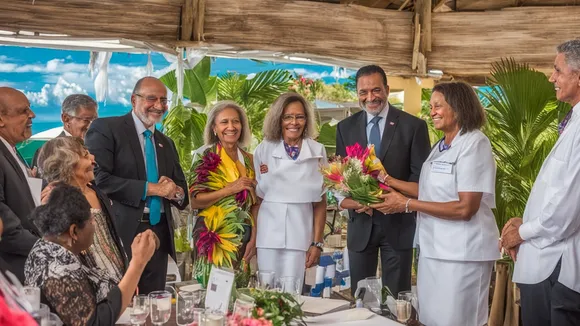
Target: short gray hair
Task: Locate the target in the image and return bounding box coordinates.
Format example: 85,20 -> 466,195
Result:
557,40 -> 580,71
38,137 -> 86,184
204,101 -> 252,148
263,92 -> 317,141
61,94 -> 98,116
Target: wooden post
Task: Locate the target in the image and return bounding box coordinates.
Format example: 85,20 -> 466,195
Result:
489,262 -> 509,326
180,0 -> 194,41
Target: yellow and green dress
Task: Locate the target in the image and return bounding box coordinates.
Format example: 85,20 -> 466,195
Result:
189,143 -> 255,286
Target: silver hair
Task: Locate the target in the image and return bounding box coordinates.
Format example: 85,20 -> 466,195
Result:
37,137 -> 86,184
203,101 -> 252,148
262,92 -> 318,141
557,40 -> 580,71
61,94 -> 98,116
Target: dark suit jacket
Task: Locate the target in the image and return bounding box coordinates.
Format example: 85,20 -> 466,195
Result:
84,112 -> 189,260
0,140 -> 40,281
31,130 -> 67,169
336,105 -> 430,251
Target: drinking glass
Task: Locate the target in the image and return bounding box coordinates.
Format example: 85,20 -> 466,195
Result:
398,291 -> 418,320
193,289 -> 206,308
23,286 -> 41,311
365,276 -> 382,312
233,297 -> 254,318
33,303 -> 50,325
130,295 -> 150,325
257,270 -> 275,290
149,291 -> 172,325
395,299 -> 412,323
44,313 -> 63,326
204,309 -> 225,326
176,291 -> 198,326
192,308 -> 205,325
276,276 -> 301,296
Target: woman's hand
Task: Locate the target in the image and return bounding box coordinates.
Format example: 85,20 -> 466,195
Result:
40,182 -> 59,205
224,177 -> 256,195
131,230 -> 157,268
370,188 -> 408,215
243,239 -> 257,262
305,246 -> 321,268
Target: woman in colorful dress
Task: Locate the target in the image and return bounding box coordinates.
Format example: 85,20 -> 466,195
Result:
253,92 -> 327,289
189,101 -> 257,284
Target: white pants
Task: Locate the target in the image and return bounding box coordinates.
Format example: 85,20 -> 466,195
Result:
417,255 -> 493,326
257,248 -> 306,288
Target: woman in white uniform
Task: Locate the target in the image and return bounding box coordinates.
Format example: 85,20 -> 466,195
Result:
371,81 -> 500,326
253,92 -> 327,287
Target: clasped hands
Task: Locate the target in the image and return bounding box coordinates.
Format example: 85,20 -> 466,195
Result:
341,188 -> 408,216
499,217 -> 524,261
156,176 -> 184,201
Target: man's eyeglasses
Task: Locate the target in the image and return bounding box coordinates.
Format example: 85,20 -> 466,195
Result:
134,93 -> 168,106
282,114 -> 307,122
69,115 -> 96,124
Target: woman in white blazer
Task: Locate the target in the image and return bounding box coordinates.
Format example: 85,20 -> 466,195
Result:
370,82 -> 500,326
252,92 -> 327,289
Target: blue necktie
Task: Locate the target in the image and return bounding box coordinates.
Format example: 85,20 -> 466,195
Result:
369,116 -> 382,154
143,130 -> 161,225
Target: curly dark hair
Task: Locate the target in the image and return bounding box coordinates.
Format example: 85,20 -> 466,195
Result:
432,81 -> 486,133
30,183 -> 92,236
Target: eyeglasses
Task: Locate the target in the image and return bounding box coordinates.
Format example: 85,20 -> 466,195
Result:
69,115 -> 96,124
282,114 -> 306,122
134,93 -> 168,106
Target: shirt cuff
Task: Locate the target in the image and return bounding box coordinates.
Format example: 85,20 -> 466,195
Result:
519,220 -> 539,241
142,182 -> 148,201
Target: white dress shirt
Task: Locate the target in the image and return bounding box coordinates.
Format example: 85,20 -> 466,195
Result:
513,102 -> 580,293
253,138 -> 327,251
416,130 -> 500,261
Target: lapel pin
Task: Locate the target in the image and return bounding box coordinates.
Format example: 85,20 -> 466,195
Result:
389,121 -> 395,125
158,143 -> 163,148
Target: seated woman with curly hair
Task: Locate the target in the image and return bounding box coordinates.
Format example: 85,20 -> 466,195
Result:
24,183 -> 157,325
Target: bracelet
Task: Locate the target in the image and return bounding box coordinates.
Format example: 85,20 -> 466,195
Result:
405,198 -> 412,213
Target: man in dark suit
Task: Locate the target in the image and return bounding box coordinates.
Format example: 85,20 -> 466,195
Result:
31,94 -> 98,169
335,65 -> 430,296
85,77 -> 189,295
0,87 -> 40,282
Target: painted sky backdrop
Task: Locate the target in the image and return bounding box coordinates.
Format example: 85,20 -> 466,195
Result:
0,46 -> 355,135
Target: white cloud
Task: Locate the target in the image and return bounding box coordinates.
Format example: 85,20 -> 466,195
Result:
25,84 -> 50,106
24,77 -> 87,107
291,67 -> 354,80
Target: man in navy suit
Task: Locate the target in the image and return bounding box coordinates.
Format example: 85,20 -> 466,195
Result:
335,66 -> 430,296
85,77 -> 189,294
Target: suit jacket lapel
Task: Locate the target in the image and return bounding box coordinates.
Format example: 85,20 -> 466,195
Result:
379,104 -> 400,160
123,113 -> 147,181
0,141 -> 28,183
356,112 -> 368,148
154,130 -> 168,176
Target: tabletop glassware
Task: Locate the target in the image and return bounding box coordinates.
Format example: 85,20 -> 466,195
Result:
176,290 -> 198,326
396,291 -> 414,323
130,295 -> 150,325
43,313 -> 63,326
22,286 -> 40,311
365,276 -> 382,313
398,291 -> 418,320
257,270 -> 276,290
33,303 -> 50,325
204,309 -> 225,326
149,290 -> 172,325
233,297 -> 255,318
276,276 -> 301,296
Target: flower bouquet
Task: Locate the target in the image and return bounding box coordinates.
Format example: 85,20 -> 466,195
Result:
321,143 -> 388,205
234,288 -> 305,326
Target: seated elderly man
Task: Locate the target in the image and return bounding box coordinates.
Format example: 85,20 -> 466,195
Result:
0,87 -> 40,282
25,183 -> 157,326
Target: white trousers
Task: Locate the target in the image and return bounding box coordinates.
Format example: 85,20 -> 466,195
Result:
256,248 -> 306,288
417,255 -> 494,326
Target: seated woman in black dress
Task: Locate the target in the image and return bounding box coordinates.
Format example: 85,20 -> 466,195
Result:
24,183 -> 157,326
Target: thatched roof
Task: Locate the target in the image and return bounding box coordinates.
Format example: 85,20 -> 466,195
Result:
1,0 -> 579,82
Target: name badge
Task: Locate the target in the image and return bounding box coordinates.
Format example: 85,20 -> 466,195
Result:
431,161 -> 453,174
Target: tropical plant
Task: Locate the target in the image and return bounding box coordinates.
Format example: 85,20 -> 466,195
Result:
480,58 -> 570,231
160,57 -> 217,107
217,70 -> 293,142
288,74 -> 324,102
317,122 -> 337,155
316,83 -> 357,103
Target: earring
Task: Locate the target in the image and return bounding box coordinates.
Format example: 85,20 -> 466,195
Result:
214,132 -> 217,136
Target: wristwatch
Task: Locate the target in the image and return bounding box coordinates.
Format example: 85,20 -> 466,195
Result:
311,241 -> 324,251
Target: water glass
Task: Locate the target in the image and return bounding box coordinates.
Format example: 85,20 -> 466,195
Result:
365,276 -> 382,312
34,303 -> 50,325
233,297 -> 254,318
395,299 -> 412,323
192,308 -> 205,326
43,313 -> 63,326
257,270 -> 275,290
193,289 -> 206,308
149,291 -> 172,325
276,276 -> 301,296
398,291 -> 418,320
23,286 -> 41,311
130,295 -> 150,325
177,291 -> 198,326
204,309 -> 225,326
